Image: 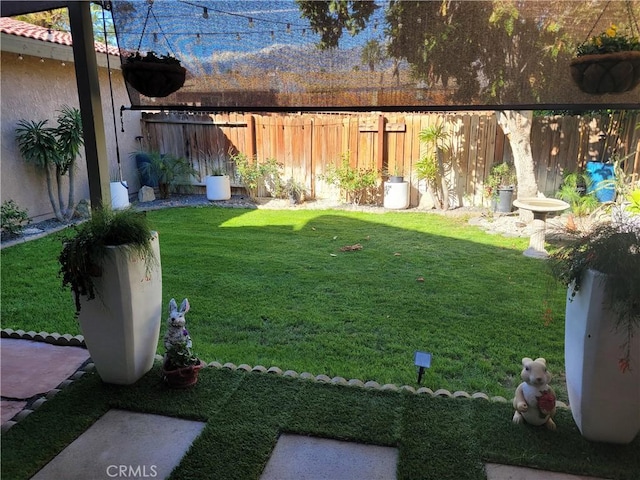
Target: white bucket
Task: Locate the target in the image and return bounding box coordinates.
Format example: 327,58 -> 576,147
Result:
110,181 -> 130,210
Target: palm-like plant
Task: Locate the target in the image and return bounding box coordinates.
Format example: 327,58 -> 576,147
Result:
416,123 -> 452,210
15,106 -> 83,222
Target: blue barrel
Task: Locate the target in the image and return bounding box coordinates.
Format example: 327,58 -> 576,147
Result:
586,162 -> 615,202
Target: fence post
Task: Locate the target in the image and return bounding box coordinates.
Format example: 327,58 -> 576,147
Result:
377,114 -> 386,172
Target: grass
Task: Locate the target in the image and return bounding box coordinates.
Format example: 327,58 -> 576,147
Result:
2,366 -> 638,480
1,205 -> 568,399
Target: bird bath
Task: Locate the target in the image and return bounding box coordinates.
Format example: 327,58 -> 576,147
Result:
512,198 -> 570,259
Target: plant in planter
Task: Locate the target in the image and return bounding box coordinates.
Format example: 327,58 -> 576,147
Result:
284,178 -> 306,205
570,23 -> 640,94
59,207 -> 162,385
162,298 -> 204,388
549,214 -> 640,443
122,51 -> 186,98
484,162 -> 517,213
136,151 -> 197,199
555,171 -> 599,230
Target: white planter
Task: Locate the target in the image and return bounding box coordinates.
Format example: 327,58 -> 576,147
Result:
565,269 -> 640,443
110,181 -> 130,210
206,175 -> 231,201
383,181 -> 409,209
78,232 -> 162,385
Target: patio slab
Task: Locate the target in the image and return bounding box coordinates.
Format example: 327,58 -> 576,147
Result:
31,409 -> 206,480
0,338 -> 90,399
485,463 -> 609,480
259,433 -> 399,480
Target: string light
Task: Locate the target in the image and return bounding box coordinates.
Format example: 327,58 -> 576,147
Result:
286,23 -> 291,34
153,32 -> 158,42
248,17 -> 254,28
17,54 -> 23,60
61,61 -> 66,66
196,33 -> 201,44
202,7 -> 209,19
270,30 -> 275,40
40,58 -> 45,63
236,33 -> 241,41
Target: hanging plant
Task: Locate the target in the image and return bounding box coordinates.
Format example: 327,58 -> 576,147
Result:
121,51 -> 186,98
570,23 -> 640,94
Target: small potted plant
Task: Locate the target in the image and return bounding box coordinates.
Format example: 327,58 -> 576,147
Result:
162,298 -> 204,388
570,23 -> 640,94
206,168 -> 232,201
484,162 -> 517,213
59,207 -> 162,385
549,213 -> 640,444
121,51 -> 186,98
284,178 -> 306,205
136,151 -> 197,199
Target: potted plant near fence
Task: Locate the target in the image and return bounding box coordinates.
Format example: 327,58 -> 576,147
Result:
570,23 -> 640,94
59,207 -> 162,385
136,151 -> 197,199
485,162 -> 517,213
206,169 -> 232,201
550,208 -> 640,444
284,178 -> 306,205
122,51 -> 186,98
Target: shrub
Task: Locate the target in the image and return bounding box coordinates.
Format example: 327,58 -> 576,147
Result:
231,153 -> 283,200
321,152 -> 379,205
1,200 -> 30,237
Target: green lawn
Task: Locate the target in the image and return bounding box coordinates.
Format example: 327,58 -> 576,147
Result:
0,205 -> 568,399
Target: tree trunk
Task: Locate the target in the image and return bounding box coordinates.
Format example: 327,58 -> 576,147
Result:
498,111 -> 539,222
45,165 -> 63,221
497,111 -> 539,198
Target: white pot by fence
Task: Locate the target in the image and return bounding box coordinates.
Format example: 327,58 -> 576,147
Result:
383,181 -> 409,210
110,181 -> 130,210
206,175 -> 231,201
78,232 -> 162,385
565,269 -> 640,444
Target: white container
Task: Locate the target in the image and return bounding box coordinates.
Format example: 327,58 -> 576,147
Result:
206,175 -> 231,201
565,269 -> 640,443
78,232 -> 162,385
383,181 -> 409,209
110,181 -> 130,210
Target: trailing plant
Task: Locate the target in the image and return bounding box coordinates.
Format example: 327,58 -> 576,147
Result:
555,171 -> 599,217
59,207 -> 157,316
136,151 -> 197,199
321,152 -> 379,205
1,200 -> 30,237
484,162 -> 517,198
15,106 -> 83,222
549,216 -> 640,372
416,123 -> 452,210
231,153 -> 283,200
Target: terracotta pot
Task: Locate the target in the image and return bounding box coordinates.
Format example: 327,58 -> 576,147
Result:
122,61 -> 186,98
162,359 -> 204,388
570,51 -> 640,95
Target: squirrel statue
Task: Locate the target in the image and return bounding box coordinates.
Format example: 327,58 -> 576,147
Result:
512,357 -> 557,430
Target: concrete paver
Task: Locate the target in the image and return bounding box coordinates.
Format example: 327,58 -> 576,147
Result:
31,409 -> 206,480
260,433 -> 399,480
485,463 -> 609,480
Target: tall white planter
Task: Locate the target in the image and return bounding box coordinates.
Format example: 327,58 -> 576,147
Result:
78,232 -> 162,385
110,181 -> 130,210
206,175 -> 231,201
565,269 -> 640,444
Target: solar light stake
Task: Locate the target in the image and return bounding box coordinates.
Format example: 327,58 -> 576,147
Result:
414,351 -> 432,384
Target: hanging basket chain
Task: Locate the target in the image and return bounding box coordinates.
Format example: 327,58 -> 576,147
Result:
582,0 -> 611,45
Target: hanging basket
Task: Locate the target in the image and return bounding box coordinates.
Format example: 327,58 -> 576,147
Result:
122,61 -> 186,98
570,51 -> 640,94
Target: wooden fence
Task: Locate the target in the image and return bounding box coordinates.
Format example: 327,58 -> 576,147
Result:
140,111 -> 640,207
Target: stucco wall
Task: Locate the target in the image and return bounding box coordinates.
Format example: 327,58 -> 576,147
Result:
1,52 -> 142,222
